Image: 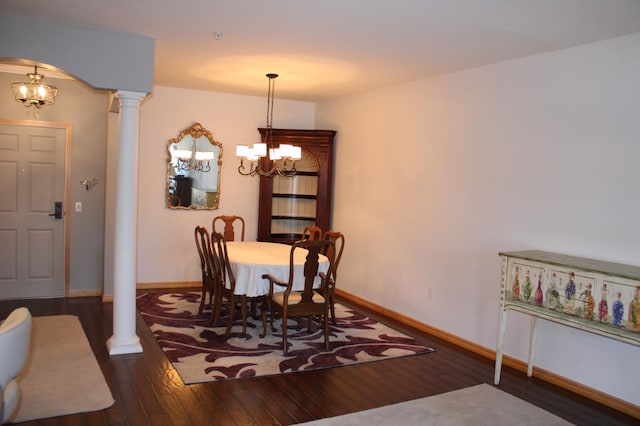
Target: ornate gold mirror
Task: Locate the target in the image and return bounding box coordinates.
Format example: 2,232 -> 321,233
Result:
166,122 -> 223,209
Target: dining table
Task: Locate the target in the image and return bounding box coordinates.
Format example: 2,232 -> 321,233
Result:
225,241 -> 330,297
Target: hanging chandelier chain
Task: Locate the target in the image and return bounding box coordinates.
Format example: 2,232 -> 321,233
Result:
265,73 -> 277,149
266,74 -> 276,129
236,72 -> 300,177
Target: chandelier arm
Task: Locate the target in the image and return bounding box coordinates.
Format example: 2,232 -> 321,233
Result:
238,164 -> 253,176
238,160 -> 261,176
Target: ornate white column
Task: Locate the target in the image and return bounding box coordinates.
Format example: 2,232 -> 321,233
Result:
107,90 -> 146,355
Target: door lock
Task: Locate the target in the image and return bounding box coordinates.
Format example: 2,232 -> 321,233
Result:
48,201 -> 63,219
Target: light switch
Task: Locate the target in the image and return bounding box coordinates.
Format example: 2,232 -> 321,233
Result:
75,202 -> 82,212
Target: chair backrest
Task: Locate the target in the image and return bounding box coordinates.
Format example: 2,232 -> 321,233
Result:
194,226 -> 214,280
322,230 -> 344,281
212,215 -> 245,242
301,225 -> 322,241
0,307 -> 32,389
288,238 -> 334,304
211,231 -> 236,292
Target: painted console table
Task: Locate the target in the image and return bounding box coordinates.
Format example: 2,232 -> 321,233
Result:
494,250 -> 640,384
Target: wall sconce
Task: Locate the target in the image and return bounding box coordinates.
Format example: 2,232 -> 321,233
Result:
80,178 -> 99,191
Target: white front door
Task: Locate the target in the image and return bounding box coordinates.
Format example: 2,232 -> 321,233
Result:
0,120 -> 69,299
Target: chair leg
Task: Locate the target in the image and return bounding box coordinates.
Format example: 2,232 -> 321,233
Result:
250,298 -> 259,320
260,297 -> 268,338
282,316 -> 288,354
270,304 -> 278,333
225,295 -> 236,335
330,294 -> 336,325
209,291 -> 222,326
307,315 -> 313,333
241,295 -> 248,335
323,309 -> 330,350
198,287 -> 206,314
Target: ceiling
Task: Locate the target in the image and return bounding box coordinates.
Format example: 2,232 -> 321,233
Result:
3,0 -> 640,102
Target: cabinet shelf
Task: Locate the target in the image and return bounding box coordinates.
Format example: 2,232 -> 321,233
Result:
291,171 -> 318,177
272,193 -> 317,200
271,215 -> 317,221
270,233 -> 307,240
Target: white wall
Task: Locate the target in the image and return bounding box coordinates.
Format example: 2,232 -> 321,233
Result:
316,33 -> 640,405
131,86 -> 315,284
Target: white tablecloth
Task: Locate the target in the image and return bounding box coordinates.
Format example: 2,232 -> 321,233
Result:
225,241 -> 329,297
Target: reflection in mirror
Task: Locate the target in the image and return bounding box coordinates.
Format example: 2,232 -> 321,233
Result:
166,123 -> 223,209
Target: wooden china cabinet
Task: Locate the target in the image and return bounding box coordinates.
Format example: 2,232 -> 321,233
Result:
257,128 -> 336,244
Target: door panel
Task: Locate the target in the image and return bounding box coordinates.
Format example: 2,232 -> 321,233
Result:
0,230 -> 17,279
0,122 -> 67,299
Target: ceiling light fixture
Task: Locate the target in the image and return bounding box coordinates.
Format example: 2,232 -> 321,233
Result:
11,65 -> 58,109
236,73 -> 301,177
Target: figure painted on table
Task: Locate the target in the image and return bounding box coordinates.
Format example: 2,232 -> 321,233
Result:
627,286 -> 640,332
563,272 -> 577,315
546,273 -> 560,310
522,270 -> 533,303
612,291 -> 624,327
597,284 -> 608,323
581,283 -> 594,320
534,272 -> 544,307
511,266 -> 521,301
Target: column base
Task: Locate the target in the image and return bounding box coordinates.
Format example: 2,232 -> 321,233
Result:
107,334 -> 143,355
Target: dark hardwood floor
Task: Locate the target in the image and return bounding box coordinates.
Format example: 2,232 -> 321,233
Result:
0,291 -> 636,426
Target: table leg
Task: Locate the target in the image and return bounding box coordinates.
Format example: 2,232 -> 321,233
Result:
527,316 -> 537,377
494,309 -> 508,385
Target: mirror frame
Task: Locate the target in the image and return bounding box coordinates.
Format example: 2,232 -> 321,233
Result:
166,122 -> 223,210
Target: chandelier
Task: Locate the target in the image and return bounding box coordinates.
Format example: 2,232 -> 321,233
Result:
236,73 -> 301,177
11,66 -> 58,109
171,144 -> 215,172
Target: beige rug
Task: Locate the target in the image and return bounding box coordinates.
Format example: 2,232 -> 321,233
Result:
7,315 -> 114,423
298,383 -> 574,425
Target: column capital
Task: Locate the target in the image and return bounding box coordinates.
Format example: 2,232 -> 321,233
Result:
115,90 -> 147,109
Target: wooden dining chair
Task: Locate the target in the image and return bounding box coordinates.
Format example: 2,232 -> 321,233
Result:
211,232 -> 249,335
260,238 -> 335,354
212,215 -> 245,242
321,230 -> 345,324
301,225 -> 322,241
194,226 -> 216,315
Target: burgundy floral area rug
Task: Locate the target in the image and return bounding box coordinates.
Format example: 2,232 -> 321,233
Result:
136,291 -> 435,384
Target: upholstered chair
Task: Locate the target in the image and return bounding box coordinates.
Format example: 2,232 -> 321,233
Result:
0,307 -> 32,423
